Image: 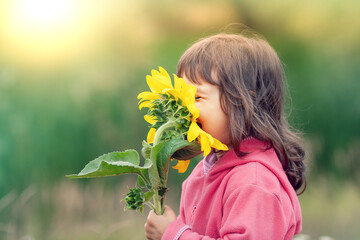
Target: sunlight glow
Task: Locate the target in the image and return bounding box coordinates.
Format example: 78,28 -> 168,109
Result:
2,0 -> 101,69
15,0 -> 73,28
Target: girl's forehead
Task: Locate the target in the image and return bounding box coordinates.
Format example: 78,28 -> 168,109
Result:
182,75 -> 214,94
180,66 -> 211,83
181,69 -> 217,85
182,74 -> 202,85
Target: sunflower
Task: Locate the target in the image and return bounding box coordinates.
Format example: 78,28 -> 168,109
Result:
138,67 -> 228,172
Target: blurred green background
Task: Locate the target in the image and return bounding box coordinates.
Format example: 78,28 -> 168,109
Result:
1,0 -> 359,239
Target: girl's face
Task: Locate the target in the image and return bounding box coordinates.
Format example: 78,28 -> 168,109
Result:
183,76 -> 230,145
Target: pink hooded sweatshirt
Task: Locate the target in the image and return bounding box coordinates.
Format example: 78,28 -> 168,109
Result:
162,137 -> 302,240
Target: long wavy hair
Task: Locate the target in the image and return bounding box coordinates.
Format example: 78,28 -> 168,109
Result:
177,33 -> 306,194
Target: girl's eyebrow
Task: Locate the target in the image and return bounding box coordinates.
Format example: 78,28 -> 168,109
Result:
196,84 -> 212,95
195,86 -> 205,94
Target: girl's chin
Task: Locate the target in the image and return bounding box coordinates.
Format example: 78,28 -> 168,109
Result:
197,124 -> 229,144
214,134 -> 231,145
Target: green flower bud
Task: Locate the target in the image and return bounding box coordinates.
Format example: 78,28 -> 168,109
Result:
141,140 -> 152,159
124,187 -> 144,211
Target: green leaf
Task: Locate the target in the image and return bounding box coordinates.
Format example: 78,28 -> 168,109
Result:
151,139 -> 201,187
144,191 -> 154,202
66,150 -> 151,180
137,175 -> 152,189
137,175 -> 146,188
171,141 -> 201,160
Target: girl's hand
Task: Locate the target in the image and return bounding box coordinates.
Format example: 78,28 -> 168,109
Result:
144,205 -> 177,240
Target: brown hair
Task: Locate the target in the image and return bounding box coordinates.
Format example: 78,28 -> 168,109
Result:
177,33 -> 306,194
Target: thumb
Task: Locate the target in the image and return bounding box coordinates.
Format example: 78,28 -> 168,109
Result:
163,205 -> 177,220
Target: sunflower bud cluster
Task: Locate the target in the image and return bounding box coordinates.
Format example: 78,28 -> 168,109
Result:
124,187 -> 145,212
147,93 -> 191,142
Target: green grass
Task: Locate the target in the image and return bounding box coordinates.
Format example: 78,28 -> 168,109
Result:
1,178 -> 359,240
299,179 -> 360,240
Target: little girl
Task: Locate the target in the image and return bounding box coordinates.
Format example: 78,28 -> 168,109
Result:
144,32 -> 306,240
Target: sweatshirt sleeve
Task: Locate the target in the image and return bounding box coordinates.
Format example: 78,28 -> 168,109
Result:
161,177 -> 191,240
163,184 -> 289,240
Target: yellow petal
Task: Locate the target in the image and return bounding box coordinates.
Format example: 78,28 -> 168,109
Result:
144,115 -> 157,125
173,74 -> 184,92
137,91 -> 160,100
200,132 -> 212,156
187,122 -> 201,142
146,74 -> 173,93
167,89 -> 181,100
159,66 -> 171,80
187,104 -> 200,120
181,85 -> 197,105
211,138 -> 229,151
147,128 -> 156,144
161,87 -> 175,94
172,160 -> 190,173
139,101 -> 152,110
203,130 -> 214,144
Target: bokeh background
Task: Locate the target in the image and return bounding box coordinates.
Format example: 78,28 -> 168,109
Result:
1,0 -> 359,239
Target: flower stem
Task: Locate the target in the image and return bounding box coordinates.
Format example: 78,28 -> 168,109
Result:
160,193 -> 165,214
150,120 -> 180,215
145,201 -> 155,210
152,191 -> 163,215
138,173 -> 150,186
153,120 -> 179,146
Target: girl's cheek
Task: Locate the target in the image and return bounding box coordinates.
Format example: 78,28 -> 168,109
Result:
195,102 -> 202,117
195,100 -> 200,109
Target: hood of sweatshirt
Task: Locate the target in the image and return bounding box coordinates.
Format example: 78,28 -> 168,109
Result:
207,137 -> 302,234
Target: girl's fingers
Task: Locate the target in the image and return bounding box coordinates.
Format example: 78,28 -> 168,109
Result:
144,206 -> 177,240
163,206 -> 177,220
